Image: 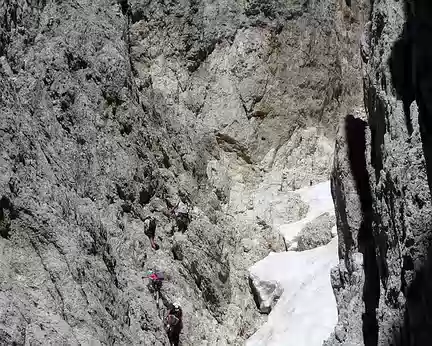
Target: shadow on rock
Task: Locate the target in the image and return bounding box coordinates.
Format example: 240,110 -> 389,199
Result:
344,114 -> 380,346
388,1 -> 432,345
391,244 -> 432,345
389,0 -> 432,197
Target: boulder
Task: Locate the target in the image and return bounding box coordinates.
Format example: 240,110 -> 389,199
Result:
249,274 -> 283,314
296,212 -> 336,251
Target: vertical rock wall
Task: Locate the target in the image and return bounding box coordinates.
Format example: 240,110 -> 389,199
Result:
327,0 -> 432,345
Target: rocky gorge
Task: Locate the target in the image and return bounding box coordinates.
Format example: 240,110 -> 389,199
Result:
4,0 -> 430,345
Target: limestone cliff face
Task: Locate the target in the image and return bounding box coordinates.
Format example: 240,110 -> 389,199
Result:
127,0 -> 370,177
0,0 -> 365,345
327,0 -> 432,345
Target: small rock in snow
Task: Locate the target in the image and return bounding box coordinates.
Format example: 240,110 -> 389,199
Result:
249,274 -> 283,314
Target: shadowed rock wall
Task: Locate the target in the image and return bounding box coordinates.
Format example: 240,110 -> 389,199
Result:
326,1 -> 432,345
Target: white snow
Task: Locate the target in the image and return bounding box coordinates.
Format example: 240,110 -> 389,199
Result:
246,181 -> 338,346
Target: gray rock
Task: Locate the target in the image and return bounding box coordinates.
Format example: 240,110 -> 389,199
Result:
249,274 -> 283,314
326,1 -> 432,344
296,212 -> 336,251
0,0 -> 367,344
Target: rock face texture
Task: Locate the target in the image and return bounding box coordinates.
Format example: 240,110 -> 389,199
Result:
327,1 -> 432,345
296,212 -> 335,251
0,0 -> 367,345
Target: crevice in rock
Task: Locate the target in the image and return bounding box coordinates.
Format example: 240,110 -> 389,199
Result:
215,132 -> 253,164
365,84 -> 385,181
0,196 -> 17,239
117,0 -> 130,16
248,277 -> 263,312
103,243 -> 119,288
388,20 -> 414,136
331,168 -> 354,268
345,114 -> 380,346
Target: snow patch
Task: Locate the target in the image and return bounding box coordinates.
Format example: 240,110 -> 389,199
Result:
247,181 -> 338,346
247,238 -> 338,346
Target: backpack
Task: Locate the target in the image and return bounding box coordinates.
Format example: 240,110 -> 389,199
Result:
155,271 -> 165,281
144,217 -> 156,229
144,217 -> 156,236
145,269 -> 164,280
148,218 -> 156,232
175,201 -> 189,216
165,314 -> 180,329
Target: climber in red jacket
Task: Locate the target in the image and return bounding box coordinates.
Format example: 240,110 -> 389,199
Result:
143,269 -> 164,304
